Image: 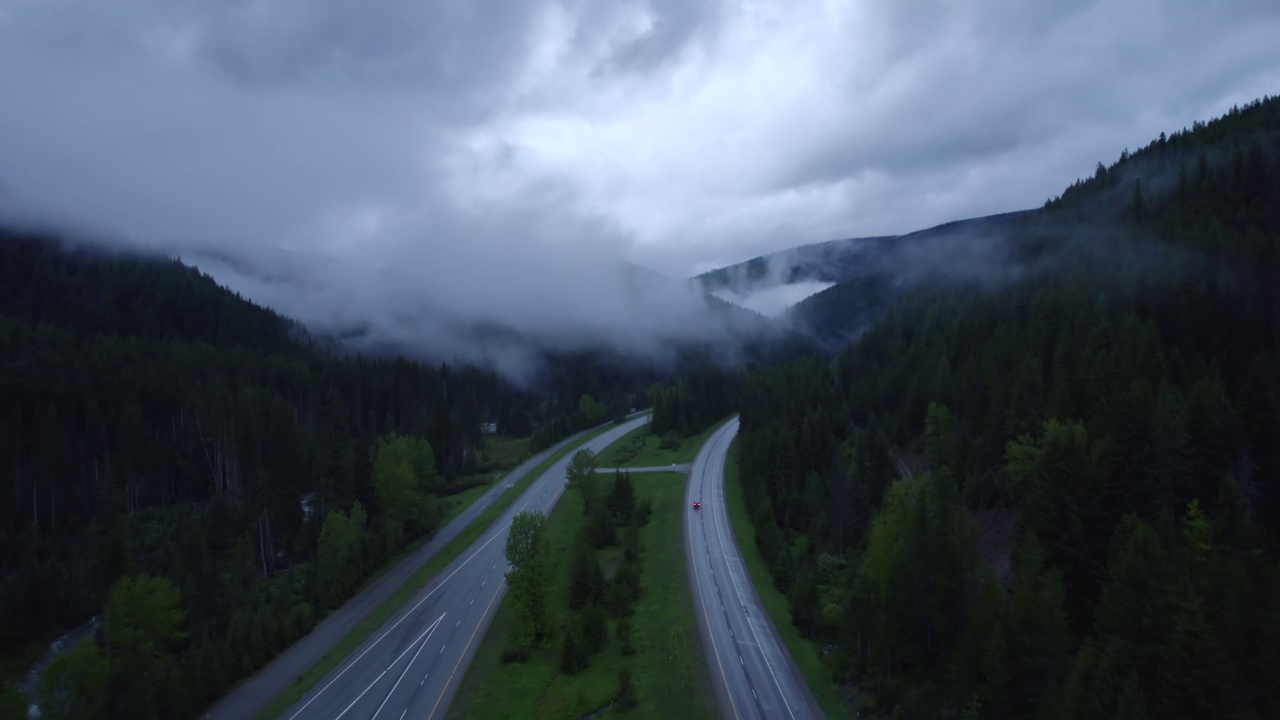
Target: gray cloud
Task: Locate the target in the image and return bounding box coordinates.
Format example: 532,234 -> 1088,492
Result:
1,0 -> 1277,378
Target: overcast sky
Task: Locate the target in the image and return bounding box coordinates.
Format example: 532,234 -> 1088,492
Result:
1,1 -> 1278,374
2,0 -> 1276,276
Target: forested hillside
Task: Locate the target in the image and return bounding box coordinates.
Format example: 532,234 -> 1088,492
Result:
0,231 -> 642,718
648,363 -> 740,439
729,96 -> 1280,717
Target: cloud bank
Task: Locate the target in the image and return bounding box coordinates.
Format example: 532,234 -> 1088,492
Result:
1,1 -> 1277,375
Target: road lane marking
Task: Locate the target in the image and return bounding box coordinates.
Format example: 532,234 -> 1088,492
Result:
369,614 -> 446,720
335,613 -> 445,720
284,526 -> 506,720
426,587 -> 504,720
439,644 -> 446,654
688,488 -> 742,720
706,420 -> 800,720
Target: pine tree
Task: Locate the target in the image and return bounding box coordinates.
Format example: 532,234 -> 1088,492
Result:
560,625 -> 587,674
580,605 -> 608,654
615,667 -> 638,709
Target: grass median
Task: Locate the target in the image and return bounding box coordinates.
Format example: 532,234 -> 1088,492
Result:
721,437 -> 848,718
256,423 -> 617,719
447,471 -> 715,720
597,415 -> 732,468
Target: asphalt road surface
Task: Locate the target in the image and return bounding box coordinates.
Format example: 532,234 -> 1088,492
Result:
685,418 -> 824,720
273,415 -> 650,720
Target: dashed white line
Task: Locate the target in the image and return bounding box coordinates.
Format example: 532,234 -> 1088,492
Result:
439,644 -> 447,654
707,420 -> 799,720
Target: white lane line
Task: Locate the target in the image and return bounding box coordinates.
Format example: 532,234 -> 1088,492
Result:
335,613 -> 445,720
400,709 -> 408,720
469,598 -> 474,606
685,436 -> 743,720
369,614 -> 446,720
439,644 -> 447,654
708,420 -> 800,720
456,620 -> 462,627
285,528 -> 504,720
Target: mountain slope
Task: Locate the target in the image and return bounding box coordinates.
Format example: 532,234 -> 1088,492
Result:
716,94 -> 1280,718
0,227 -> 631,716
700,97 -> 1280,348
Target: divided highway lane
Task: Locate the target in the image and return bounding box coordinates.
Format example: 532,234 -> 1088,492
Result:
282,414 -> 650,720
205,421 -> 629,720
685,418 -> 824,720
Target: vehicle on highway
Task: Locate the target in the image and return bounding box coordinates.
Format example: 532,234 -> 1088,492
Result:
693,501 -> 701,510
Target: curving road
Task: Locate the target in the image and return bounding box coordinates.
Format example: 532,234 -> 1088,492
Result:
204,422 -> 631,720
685,418 -> 824,720
250,416 -> 649,720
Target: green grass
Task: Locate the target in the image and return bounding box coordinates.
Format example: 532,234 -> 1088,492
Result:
477,435 -> 532,473
722,438 -> 848,718
441,477 -> 502,522
596,416 -> 732,468
447,472 -> 716,720
255,424 -> 617,719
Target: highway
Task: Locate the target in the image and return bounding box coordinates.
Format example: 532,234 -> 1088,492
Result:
206,421 -> 633,719
208,415 -> 648,720
685,418 -> 824,720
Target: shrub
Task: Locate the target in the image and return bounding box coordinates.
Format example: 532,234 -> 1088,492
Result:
500,647 -> 530,664
615,668 -> 638,710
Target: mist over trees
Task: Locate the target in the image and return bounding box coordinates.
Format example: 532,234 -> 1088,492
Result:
0,232 -> 658,717
711,96 -> 1280,716
2,74 -> 1276,720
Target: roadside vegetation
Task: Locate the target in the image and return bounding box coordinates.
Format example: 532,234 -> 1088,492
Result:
595,415 -> 730,468
447,450 -> 715,720
721,439 -> 850,718
255,423 -> 616,719
687,99 -> 1280,717
475,435 -> 533,474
